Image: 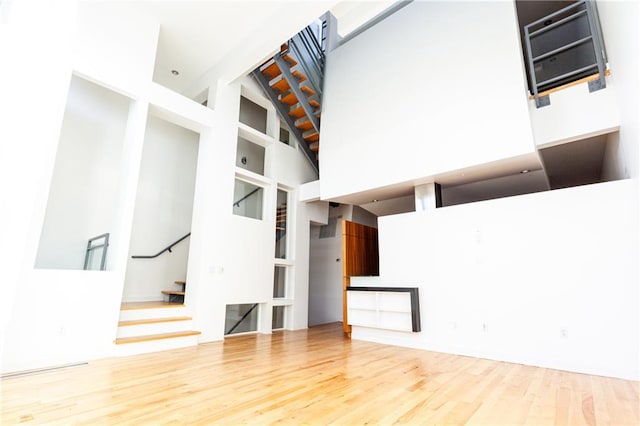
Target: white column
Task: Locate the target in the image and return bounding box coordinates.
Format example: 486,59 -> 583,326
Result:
414,183 -> 442,211
109,99 -> 149,275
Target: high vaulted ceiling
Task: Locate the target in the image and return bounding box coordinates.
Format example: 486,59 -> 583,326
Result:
76,1 -> 398,95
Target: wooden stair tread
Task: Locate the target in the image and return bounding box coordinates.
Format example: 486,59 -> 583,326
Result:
309,99 -> 320,108
270,71 -> 306,93
301,86 -> 315,96
174,280 -> 186,285
262,55 -> 298,81
271,78 -> 290,93
282,54 -> 297,67
304,132 -> 319,143
280,92 -> 299,106
161,290 -> 185,296
262,62 -> 281,79
310,144 -> 320,152
288,106 -> 308,119
292,70 -> 306,83
121,301 -> 185,310
529,69 -> 611,100
118,316 -> 192,327
115,330 -> 201,345
296,120 -> 314,131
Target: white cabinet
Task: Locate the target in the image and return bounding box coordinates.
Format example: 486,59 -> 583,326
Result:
346,287 -> 420,332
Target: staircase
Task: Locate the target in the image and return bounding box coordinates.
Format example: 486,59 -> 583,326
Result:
161,280 -> 186,303
253,25 -> 325,173
114,300 -> 200,356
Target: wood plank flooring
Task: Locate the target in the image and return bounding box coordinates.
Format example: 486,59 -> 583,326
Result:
1,322 -> 638,425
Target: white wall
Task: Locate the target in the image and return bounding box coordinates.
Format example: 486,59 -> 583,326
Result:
0,0 -> 78,372
187,76 -> 321,341
308,204 -> 378,326
1,270 -> 122,372
320,1 -> 535,201
527,78 -> 620,149
598,0 -> 639,180
123,115 -> 199,301
355,179 -> 638,380
35,76 -> 130,270
74,2 -> 159,94
1,0 -> 162,373
308,224 -> 344,326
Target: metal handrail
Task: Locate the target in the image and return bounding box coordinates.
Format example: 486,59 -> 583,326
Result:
290,37 -> 323,96
524,0 -> 606,108
131,232 -> 191,259
226,303 -> 259,335
131,186 -> 262,259
233,187 -> 260,207
302,26 -> 325,64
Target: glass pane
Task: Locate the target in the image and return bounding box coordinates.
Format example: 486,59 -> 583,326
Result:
273,266 -> 286,298
225,304 -> 258,335
279,124 -> 291,146
233,180 -> 263,220
272,306 -> 284,329
85,247 -> 104,270
275,189 -> 287,258
239,96 -> 267,134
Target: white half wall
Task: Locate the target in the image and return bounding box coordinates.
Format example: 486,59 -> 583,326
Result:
320,1 -> 535,200
0,0 -> 78,372
357,179 -> 638,380
1,270 -> 121,373
598,0 -> 639,180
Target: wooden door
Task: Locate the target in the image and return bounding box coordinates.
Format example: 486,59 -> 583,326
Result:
342,220 -> 379,337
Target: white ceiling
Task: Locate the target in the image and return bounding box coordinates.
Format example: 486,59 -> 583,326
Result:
77,1 -> 397,95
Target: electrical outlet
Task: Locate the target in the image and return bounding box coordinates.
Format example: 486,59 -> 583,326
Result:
560,328 -> 568,339
482,323 -> 489,333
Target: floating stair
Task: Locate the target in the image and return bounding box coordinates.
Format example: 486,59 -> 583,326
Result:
252,26 -> 325,173
160,280 -> 187,303
115,302 -> 200,356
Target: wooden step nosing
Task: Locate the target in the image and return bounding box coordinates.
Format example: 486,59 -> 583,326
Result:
121,303 -> 185,310
118,316 -> 192,327
161,290 -> 185,296
114,330 -> 201,345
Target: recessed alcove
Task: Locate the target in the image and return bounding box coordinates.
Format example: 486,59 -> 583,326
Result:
35,76 -> 130,270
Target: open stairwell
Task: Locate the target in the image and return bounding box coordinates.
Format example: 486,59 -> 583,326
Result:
115,300 -> 200,357
253,25 -> 325,173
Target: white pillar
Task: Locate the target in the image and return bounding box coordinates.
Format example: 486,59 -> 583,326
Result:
0,0 -> 78,370
415,183 -> 442,211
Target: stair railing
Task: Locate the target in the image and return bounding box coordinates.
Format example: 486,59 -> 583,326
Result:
226,303 -> 259,335
131,232 -> 191,259
524,0 -> 607,108
131,189 -> 261,259
233,187 -> 260,208
84,233 -> 109,270
289,24 -> 325,96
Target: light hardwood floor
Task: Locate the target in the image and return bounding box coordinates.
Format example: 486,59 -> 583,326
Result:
1,322 -> 638,425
